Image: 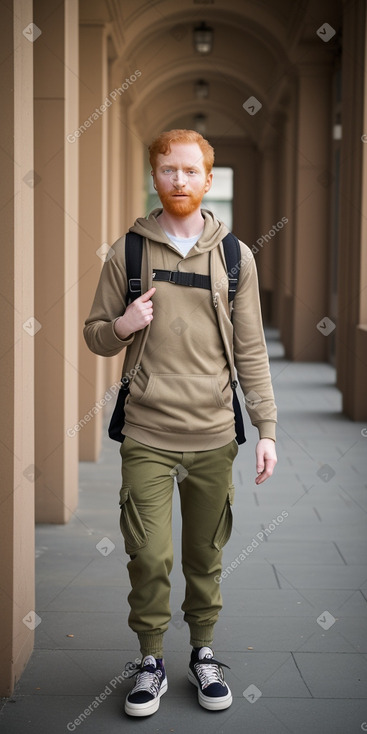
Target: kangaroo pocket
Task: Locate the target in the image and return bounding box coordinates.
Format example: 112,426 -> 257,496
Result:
128,373 -> 231,433
119,485 -> 148,554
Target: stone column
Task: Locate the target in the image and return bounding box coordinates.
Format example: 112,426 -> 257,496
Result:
289,51 -> 333,360
274,94 -> 297,353
337,0 -> 367,419
0,0 -> 35,695
33,0 -> 79,522
106,77 -> 125,390
256,143 -> 278,324
78,23 -> 109,460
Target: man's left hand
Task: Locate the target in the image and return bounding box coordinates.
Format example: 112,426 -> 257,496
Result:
255,438 -> 277,485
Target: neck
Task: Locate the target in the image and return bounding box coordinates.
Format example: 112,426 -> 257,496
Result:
157,208 -> 204,238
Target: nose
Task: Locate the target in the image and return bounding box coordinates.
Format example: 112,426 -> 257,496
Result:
172,169 -> 187,187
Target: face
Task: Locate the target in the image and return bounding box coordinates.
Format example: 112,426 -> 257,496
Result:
152,142 -> 213,217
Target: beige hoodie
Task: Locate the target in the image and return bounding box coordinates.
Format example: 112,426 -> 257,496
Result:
84,209 -> 277,450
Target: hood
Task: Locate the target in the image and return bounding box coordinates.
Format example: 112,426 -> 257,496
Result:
129,208 -> 229,253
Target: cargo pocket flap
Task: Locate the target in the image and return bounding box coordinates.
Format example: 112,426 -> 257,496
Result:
119,485 -> 148,553
212,486 -> 234,551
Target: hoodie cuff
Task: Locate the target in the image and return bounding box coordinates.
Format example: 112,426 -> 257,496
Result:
256,421 -> 276,441
111,319 -> 135,347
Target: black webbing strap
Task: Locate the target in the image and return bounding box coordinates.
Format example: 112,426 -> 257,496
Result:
124,231 -> 241,301
221,232 -> 241,303
152,269 -> 211,290
125,231 -> 143,303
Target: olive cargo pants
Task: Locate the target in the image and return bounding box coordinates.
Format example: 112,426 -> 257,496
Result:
119,436 -> 238,658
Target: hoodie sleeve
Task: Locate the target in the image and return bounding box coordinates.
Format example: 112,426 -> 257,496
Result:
83,236 -> 135,357
233,242 -> 277,441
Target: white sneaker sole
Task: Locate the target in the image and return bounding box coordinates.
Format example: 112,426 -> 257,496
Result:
188,668 -> 232,710
124,677 -> 168,717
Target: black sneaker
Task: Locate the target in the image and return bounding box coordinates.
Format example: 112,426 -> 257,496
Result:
124,655 -> 167,717
188,646 -> 232,711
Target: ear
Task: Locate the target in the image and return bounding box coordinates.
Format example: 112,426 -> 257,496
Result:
204,171 -> 213,194
151,170 -> 157,190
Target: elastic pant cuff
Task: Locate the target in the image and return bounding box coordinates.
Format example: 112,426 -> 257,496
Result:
138,633 -> 164,659
189,624 -> 215,649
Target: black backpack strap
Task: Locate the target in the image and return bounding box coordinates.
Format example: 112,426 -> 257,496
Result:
109,232 -> 143,443
152,269 -> 211,290
125,232 -> 143,302
217,233 -> 246,444
222,232 -> 241,302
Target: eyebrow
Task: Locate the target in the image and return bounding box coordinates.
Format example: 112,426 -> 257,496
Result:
159,164 -> 200,170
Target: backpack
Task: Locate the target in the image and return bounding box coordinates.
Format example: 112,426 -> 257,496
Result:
108,231 -> 246,445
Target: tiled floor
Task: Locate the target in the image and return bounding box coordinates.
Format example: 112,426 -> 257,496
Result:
1,329 -> 367,733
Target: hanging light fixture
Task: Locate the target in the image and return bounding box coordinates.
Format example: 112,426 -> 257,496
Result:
194,113 -> 207,135
194,79 -> 209,99
193,22 -> 213,54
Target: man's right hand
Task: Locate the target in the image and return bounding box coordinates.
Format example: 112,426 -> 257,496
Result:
114,287 -> 156,340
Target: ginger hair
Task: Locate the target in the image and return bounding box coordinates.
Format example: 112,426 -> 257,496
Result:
149,129 -> 214,175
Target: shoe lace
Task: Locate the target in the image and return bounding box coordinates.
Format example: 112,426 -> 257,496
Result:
125,660 -> 162,696
194,656 -> 229,690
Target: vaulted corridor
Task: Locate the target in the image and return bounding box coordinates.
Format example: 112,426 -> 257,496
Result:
1,0 -> 367,723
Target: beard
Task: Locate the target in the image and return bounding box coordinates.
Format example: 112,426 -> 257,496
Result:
157,187 -> 205,217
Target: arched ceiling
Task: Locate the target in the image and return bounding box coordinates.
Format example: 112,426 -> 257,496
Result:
81,0 -> 342,145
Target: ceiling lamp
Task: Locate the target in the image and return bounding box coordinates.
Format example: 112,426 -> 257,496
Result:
193,22 -> 213,54
194,113 -> 207,135
195,79 -> 209,99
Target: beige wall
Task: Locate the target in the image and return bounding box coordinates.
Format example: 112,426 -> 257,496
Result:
0,0 -> 35,695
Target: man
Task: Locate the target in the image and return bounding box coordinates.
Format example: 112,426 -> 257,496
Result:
84,129 -> 277,717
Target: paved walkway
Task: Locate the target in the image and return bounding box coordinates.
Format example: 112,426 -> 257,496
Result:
1,329 -> 367,734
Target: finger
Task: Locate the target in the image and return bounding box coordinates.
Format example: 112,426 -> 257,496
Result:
139,287 -> 156,302
255,460 -> 276,484
255,451 -> 265,474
